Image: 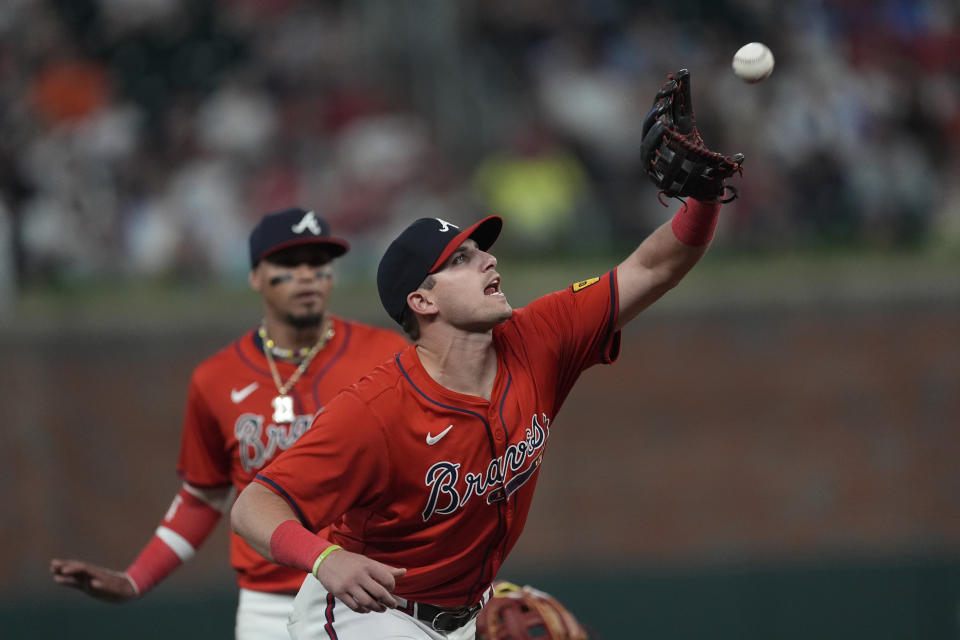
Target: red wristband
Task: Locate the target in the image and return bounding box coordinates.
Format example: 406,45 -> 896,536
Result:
269,520 -> 332,573
124,486 -> 223,596
671,199 -> 721,246
125,536 -> 182,595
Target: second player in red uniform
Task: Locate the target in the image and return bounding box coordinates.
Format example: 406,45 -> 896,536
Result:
50,208 -> 408,639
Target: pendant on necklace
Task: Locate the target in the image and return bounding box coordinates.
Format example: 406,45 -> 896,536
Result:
272,395 -> 295,423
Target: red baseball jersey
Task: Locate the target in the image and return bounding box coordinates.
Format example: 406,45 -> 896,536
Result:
256,271 -> 621,607
176,316 -> 408,593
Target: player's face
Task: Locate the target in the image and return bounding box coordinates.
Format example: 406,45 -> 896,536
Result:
250,246 -> 335,328
428,239 -> 512,329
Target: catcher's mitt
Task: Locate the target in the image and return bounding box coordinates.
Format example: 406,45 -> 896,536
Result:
639,68 -> 744,202
476,581 -> 589,640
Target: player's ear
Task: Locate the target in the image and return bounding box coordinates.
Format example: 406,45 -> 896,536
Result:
248,268 -> 262,293
406,289 -> 437,318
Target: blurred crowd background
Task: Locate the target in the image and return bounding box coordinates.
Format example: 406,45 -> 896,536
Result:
1,0 -> 959,300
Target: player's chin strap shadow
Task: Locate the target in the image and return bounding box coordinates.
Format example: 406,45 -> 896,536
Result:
656,184 -> 739,208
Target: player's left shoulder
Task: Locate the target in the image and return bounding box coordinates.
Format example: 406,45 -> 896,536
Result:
519,270 -> 611,316
504,270 -> 614,337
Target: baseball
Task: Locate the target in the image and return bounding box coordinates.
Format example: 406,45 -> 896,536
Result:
732,42 -> 774,83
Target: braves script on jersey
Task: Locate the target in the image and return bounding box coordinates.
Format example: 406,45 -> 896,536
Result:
177,316 -> 407,593
256,272 -> 620,607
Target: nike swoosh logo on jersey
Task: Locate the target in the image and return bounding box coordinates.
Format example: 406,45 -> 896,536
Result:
230,382 -> 259,404
426,425 -> 454,446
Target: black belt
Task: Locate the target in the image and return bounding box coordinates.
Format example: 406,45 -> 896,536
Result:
398,587 -> 493,633
407,601 -> 484,632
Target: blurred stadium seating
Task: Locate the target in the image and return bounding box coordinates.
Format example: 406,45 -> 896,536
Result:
1,0 -> 959,291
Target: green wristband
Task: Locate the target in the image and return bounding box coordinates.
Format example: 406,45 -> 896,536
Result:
311,545 -> 343,578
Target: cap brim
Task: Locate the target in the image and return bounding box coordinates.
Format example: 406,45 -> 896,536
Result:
258,237 -> 350,264
428,216 -> 502,273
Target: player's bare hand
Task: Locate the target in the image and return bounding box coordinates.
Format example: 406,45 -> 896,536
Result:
49,558 -> 138,603
315,549 -> 406,613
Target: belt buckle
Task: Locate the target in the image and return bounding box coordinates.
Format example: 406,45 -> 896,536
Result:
431,606 -> 475,632
431,611 -> 456,632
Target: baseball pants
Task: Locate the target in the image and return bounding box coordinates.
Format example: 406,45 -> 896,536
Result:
288,575 -> 482,640
236,588 -> 296,640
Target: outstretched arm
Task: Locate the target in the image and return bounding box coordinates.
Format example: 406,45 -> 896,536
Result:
231,481 -> 406,613
614,199 -> 719,331
616,66 -> 744,330
50,482 -> 229,602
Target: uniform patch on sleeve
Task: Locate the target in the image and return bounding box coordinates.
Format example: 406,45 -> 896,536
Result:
572,276 -> 600,292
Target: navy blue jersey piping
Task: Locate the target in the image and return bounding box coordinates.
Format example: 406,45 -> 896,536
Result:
254,474 -> 311,529
396,353 -> 504,607
235,331 -> 273,378
395,354 -> 489,425
603,269 -> 620,364
473,366 -> 513,604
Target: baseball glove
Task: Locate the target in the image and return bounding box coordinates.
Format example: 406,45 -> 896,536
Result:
476,581 -> 589,640
640,68 -> 744,202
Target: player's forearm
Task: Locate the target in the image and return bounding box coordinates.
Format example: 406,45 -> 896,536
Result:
231,482 -> 338,575
125,483 -> 226,595
231,481 -> 302,561
615,199 -> 719,329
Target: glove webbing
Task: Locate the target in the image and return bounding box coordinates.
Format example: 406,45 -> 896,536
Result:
651,127 -> 742,204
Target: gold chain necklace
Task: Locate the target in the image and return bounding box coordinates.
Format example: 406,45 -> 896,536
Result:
258,319 -> 335,423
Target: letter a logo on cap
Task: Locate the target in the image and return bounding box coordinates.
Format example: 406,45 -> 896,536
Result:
292,211 -> 322,235
435,218 -> 458,233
